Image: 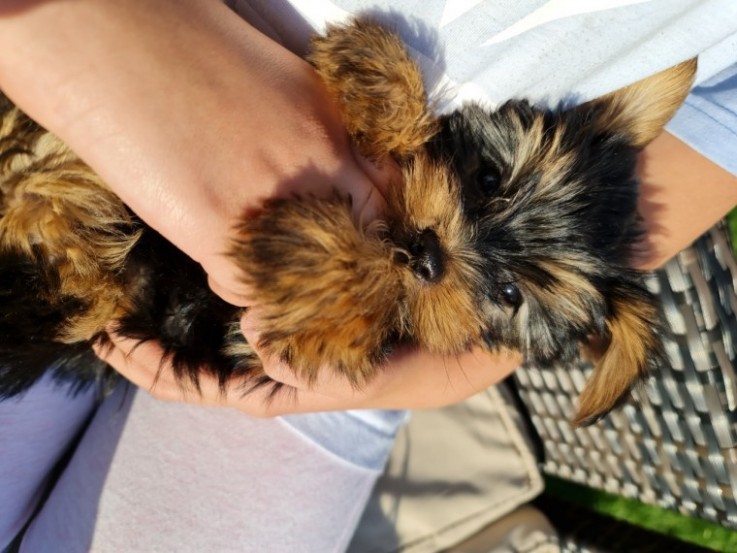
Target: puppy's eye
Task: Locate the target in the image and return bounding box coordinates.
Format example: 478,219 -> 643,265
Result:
501,283 -> 522,308
477,169 -> 501,197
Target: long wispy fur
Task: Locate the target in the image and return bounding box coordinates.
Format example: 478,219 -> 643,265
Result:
0,19 -> 695,425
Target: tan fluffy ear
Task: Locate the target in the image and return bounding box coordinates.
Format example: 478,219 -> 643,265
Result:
574,289 -> 664,427
582,58 -> 697,148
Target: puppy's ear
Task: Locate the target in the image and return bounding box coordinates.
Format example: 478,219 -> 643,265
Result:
574,281 -> 665,427
579,58 -> 697,148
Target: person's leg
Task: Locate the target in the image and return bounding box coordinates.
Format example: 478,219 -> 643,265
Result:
21,383 -> 394,553
0,376 -> 97,550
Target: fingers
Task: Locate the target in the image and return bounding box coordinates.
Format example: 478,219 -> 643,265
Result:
257,345 -> 520,411
379,346 -> 522,408
92,326 -> 354,417
239,310 -> 367,397
241,310 -> 522,411
95,307 -> 521,417
203,251 -> 256,307
92,332 -> 216,404
239,312 -> 328,393
206,273 -> 252,307
349,144 -> 399,221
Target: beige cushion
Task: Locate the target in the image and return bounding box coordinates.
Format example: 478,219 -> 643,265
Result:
452,505 -> 559,553
349,384 -> 546,552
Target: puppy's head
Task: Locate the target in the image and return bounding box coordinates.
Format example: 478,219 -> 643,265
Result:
390,59 -> 696,425
234,59 -> 694,425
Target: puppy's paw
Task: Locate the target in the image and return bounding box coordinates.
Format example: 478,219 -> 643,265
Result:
230,194 -> 403,386
309,18 -> 438,160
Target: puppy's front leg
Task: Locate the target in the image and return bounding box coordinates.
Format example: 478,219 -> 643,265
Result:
308,18 -> 438,160
230,194 -> 404,386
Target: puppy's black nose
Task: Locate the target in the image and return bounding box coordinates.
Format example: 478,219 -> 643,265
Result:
409,229 -> 444,283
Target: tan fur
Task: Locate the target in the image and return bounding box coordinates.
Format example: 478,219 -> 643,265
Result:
308,18 -> 439,160
388,153 -> 485,353
0,99 -> 140,342
588,58 -> 697,148
532,260 -> 603,326
574,294 -> 662,426
230,195 -> 404,386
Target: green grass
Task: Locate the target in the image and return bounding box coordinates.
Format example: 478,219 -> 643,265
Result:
727,207 -> 737,253
545,476 -> 737,551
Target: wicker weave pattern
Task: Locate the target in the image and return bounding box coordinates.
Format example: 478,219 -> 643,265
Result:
513,221 -> 737,528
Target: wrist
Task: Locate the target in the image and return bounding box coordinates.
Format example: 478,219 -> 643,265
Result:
0,0 -> 366,252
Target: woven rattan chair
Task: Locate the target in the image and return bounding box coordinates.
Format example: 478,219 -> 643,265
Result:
511,220 -> 737,547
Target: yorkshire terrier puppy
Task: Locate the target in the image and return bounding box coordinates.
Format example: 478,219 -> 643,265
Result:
0,19 -> 695,425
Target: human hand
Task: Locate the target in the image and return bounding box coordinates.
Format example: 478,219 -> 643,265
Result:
0,0 -> 384,306
95,322 -> 522,415
2,0 -> 521,413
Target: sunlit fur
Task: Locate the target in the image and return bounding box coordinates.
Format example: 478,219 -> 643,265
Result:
0,19 -> 695,425
0,98 -> 139,342
309,18 -> 439,160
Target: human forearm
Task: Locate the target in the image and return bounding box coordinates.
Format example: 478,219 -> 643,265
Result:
637,131 -> 737,270
0,0 -> 379,303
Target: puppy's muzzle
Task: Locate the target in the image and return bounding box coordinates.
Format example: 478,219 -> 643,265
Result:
393,228 -> 444,283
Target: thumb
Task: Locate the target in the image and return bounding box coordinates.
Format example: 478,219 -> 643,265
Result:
206,273 -> 251,307
240,310 -> 304,388
201,248 -> 258,307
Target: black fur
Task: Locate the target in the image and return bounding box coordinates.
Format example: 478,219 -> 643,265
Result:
0,249 -> 110,396
0,225 -> 254,399
430,101 -> 665,368
0,20 -> 686,425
